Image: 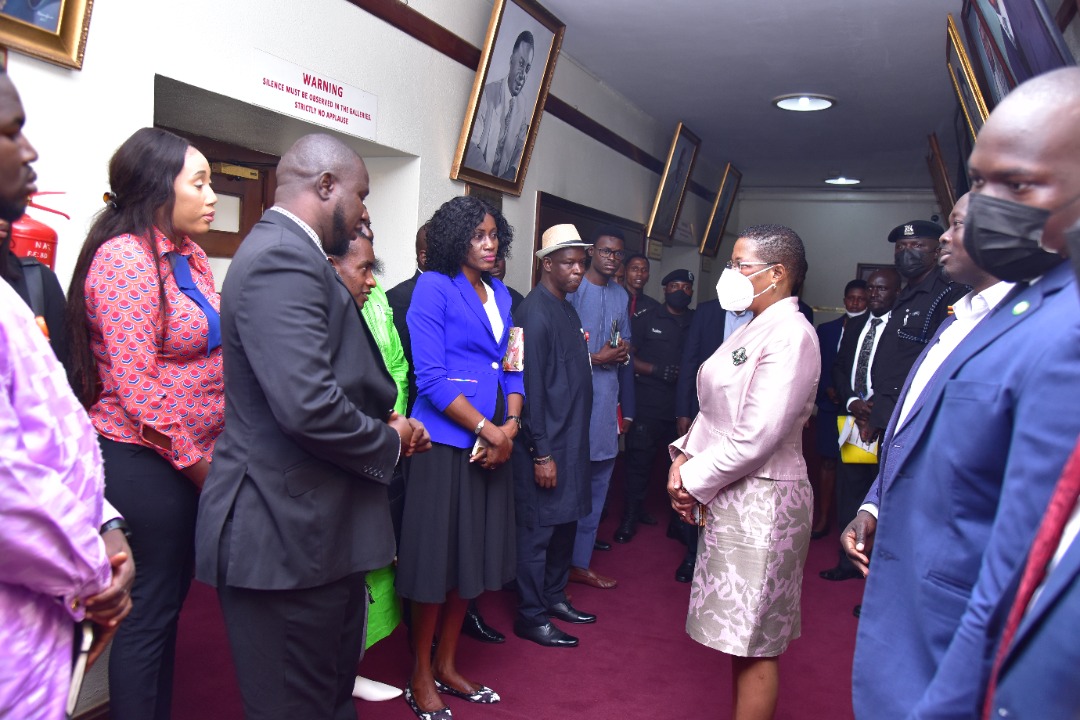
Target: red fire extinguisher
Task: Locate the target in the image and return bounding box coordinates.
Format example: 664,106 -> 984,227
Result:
9,192 -> 70,271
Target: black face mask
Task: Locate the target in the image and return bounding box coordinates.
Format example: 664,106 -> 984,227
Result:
963,193 -> 1064,282
895,249 -> 933,280
665,290 -> 692,310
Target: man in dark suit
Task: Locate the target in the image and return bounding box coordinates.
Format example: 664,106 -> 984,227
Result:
845,68 -> 1080,718
512,227 -> 596,647
195,134 -> 427,719
811,279 -> 866,538
386,223 -> 427,413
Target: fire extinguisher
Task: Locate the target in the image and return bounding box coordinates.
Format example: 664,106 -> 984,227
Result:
9,192 -> 70,271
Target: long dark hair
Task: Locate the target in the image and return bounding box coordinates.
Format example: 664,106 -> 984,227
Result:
66,127 -> 191,407
425,195 -> 513,277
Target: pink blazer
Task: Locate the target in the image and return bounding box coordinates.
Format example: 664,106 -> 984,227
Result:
671,297 -> 820,505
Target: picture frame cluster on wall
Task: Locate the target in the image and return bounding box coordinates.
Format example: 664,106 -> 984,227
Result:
451,0 -> 565,197
699,163 -> 742,259
947,13 -> 990,143
645,122 -> 700,246
0,0 -> 94,69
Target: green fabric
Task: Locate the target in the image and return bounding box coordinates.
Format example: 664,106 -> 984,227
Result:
361,281 -> 409,415
364,565 -> 402,648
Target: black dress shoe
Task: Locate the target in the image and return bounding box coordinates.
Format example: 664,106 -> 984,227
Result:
614,517 -> 637,543
637,510 -> 658,526
513,620 -> 579,647
547,601 -> 596,624
853,604 -> 862,619
810,524 -> 831,540
593,539 -> 612,551
675,558 -> 695,583
462,608 -> 505,643
819,566 -> 863,582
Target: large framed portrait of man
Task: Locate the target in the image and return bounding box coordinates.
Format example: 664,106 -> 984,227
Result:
0,0 -> 94,69
451,0 -> 565,196
646,122 -> 701,246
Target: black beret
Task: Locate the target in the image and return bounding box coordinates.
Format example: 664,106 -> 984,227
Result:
661,269 -> 694,285
888,220 -> 945,243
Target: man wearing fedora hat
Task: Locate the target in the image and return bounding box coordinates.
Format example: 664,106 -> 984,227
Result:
511,224 -> 598,647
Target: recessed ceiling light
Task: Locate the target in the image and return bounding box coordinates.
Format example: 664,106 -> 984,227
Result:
825,175 -> 861,185
773,94 -> 835,112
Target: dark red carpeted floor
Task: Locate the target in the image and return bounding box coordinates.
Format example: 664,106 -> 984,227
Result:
173,453 -> 864,719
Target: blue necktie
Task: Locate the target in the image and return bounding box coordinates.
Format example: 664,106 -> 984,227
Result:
169,252 -> 221,356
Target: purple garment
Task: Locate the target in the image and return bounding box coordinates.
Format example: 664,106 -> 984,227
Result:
1,281 -> 112,719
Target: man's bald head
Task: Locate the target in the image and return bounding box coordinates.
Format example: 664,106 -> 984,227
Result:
277,134 -> 364,193
969,67 -> 1080,254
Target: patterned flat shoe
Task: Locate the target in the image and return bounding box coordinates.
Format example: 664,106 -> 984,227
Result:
434,678 -> 501,704
404,687 -> 453,720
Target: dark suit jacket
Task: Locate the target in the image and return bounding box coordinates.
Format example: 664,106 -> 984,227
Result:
815,316 -> 844,412
195,210 -> 400,591
386,269 -> 420,412
987,508 -> 1080,719
407,270 -> 525,449
675,299 -> 727,419
852,265 -> 1080,719
832,311 -> 883,412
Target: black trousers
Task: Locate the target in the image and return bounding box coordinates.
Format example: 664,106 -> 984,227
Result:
218,521 -> 369,720
622,417 -> 677,515
100,436 -> 199,720
516,520 -> 576,626
835,460 -> 879,571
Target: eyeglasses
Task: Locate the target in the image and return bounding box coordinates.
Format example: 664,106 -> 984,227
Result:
725,260 -> 777,272
594,248 -> 626,260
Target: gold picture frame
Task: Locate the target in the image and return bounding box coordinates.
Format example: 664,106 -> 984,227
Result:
645,121 -> 700,245
946,14 -> 989,143
699,163 -> 742,258
0,0 -> 94,70
926,133 -> 956,218
451,0 -> 565,197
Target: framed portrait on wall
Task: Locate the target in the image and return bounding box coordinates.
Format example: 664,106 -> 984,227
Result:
0,0 -> 94,69
451,0 -> 565,197
699,163 -> 741,258
646,122 -> 700,246
947,14 -> 990,142
926,133 -> 956,217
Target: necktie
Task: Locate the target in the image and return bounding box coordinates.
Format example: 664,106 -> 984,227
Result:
169,252 -> 221,356
982,440 -> 1080,718
854,317 -> 882,399
491,97 -> 515,177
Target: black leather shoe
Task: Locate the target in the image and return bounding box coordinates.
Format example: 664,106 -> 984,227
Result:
810,524 -> 831,540
462,607 -> 505,643
593,539 -> 612,551
853,604 -> 862,619
638,510 -> 658,526
819,566 -> 863,582
614,516 -> 637,543
547,601 -> 596,624
513,620 -> 579,647
675,558 -> 695,583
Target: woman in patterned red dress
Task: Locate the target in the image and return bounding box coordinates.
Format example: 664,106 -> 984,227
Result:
65,128 -> 224,720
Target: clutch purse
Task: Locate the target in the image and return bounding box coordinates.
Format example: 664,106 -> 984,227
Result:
502,326 -> 524,371
837,415 -> 879,464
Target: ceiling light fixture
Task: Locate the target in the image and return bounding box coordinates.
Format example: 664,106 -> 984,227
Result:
825,175 -> 861,186
773,94 -> 835,112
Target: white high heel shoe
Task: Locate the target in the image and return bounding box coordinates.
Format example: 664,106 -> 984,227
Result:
352,675 -> 403,701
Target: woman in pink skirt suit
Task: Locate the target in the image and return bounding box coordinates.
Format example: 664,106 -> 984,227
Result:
668,224 -> 819,720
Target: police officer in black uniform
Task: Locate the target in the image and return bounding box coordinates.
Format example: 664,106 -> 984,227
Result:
615,269 -> 695,551
867,220 -> 970,436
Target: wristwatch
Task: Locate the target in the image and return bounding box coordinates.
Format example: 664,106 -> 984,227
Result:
474,418 -> 486,435
100,517 -> 133,540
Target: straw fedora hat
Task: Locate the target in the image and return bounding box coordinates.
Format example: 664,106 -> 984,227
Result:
536,223 -> 592,258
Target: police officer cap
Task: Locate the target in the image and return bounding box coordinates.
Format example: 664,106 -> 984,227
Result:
661,269 -> 694,285
888,220 -> 945,243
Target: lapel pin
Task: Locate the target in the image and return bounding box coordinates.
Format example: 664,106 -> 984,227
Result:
1012,300 -> 1030,316
732,347 -> 748,366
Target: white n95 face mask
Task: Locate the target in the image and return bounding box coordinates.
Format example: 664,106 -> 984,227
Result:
715,266 -> 775,312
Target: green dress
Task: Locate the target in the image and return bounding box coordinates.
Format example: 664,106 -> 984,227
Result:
360,281 -> 407,648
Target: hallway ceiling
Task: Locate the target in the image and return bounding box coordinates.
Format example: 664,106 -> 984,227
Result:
542,0 -> 967,190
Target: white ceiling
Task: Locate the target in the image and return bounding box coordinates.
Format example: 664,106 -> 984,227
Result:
542,0 -> 967,190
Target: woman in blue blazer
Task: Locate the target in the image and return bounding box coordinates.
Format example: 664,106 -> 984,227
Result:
397,196 -> 524,719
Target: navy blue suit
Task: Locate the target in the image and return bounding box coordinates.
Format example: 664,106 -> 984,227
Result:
675,299 -> 727,420
814,316 -> 845,458
853,263 -> 1080,719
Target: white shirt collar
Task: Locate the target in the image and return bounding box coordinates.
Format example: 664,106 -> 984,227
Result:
953,281 -> 1015,323
269,206 -> 323,253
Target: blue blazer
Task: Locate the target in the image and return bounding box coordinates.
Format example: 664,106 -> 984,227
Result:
407,270 -> 525,449
853,262 -> 1080,719
987,517 -> 1080,719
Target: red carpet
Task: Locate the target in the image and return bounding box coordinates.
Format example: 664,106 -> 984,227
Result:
173,463 -> 863,719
